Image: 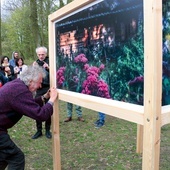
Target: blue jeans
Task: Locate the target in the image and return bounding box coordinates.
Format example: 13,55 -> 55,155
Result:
98,112 -> 105,122
67,103 -> 82,117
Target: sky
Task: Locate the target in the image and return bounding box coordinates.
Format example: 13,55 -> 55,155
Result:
1,0 -> 4,5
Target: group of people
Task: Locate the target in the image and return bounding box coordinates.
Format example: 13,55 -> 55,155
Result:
0,46 -> 58,169
0,46 -> 106,169
0,51 -> 27,84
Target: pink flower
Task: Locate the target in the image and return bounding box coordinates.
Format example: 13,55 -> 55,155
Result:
74,54 -> 88,64
83,64 -> 89,71
128,76 -> 144,85
73,76 -> 79,83
56,67 -> 66,88
99,64 -> 105,72
97,80 -> 110,99
81,65 -> 111,99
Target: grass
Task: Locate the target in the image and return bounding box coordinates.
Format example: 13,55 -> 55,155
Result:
8,101 -> 170,170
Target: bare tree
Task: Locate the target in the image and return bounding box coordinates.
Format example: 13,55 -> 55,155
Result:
59,0 -> 64,8
30,0 -> 39,48
67,0 -> 73,4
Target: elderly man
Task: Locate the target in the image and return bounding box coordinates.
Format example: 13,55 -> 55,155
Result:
31,46 -> 52,139
0,65 -> 58,170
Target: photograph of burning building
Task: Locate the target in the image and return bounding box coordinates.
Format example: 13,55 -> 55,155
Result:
56,0 -> 144,104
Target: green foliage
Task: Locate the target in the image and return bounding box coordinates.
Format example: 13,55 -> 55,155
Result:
1,0 -> 61,59
112,36 -> 144,101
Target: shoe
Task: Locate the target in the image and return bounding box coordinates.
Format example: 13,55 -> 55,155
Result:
32,131 -> 42,139
95,121 -> 105,128
45,131 -> 52,139
94,119 -> 100,125
64,117 -> 72,122
77,117 -> 85,122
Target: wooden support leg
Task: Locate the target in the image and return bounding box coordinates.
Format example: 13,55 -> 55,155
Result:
136,124 -> 143,153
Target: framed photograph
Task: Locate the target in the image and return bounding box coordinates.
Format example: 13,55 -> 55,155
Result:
49,0 -> 165,169
55,0 -> 144,105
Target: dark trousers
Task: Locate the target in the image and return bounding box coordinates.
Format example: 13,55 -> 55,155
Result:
0,133 -> 25,170
35,86 -> 51,132
36,117 -> 51,131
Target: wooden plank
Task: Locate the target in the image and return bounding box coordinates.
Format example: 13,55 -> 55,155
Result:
58,89 -> 144,125
49,0 -> 96,22
142,0 -> 162,169
136,125 -> 143,153
48,13 -> 61,170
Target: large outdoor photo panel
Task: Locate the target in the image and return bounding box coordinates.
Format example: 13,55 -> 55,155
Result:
55,0 -> 144,105
162,0 -> 170,106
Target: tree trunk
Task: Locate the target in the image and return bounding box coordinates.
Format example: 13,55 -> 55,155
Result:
59,0 -> 64,8
29,0 -> 39,49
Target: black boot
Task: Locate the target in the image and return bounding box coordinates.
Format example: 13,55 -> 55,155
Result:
32,130 -> 42,139
45,130 -> 52,139
45,119 -> 52,139
32,121 -> 42,139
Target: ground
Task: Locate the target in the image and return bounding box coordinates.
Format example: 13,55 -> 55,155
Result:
8,101 -> 170,170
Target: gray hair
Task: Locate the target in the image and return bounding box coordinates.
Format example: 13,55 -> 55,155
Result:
20,65 -> 46,86
35,46 -> 47,54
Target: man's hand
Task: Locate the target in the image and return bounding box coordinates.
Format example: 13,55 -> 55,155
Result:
43,62 -> 49,69
49,87 -> 58,103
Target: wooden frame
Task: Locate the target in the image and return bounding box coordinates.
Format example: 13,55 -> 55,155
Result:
48,0 -> 169,169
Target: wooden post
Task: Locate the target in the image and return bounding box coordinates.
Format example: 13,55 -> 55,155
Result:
136,124 -> 143,153
48,14 -> 61,170
142,0 -> 162,169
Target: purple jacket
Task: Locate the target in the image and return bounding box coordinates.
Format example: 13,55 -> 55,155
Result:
0,78 -> 53,134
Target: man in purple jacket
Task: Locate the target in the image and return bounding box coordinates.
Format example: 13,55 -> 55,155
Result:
0,65 -> 58,170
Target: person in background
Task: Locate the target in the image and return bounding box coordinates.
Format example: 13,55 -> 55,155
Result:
31,46 -> 52,139
0,71 -> 8,87
9,51 -> 19,67
14,57 -> 27,78
0,56 -> 15,81
64,102 -> 84,122
0,65 -> 58,170
94,112 -> 105,128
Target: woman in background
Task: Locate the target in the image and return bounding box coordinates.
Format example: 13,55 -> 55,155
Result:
0,56 -> 15,81
14,57 -> 27,78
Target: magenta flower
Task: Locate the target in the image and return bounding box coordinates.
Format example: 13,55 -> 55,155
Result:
81,64 -> 111,99
97,80 -> 110,99
83,64 -> 90,71
74,53 -> 88,64
56,67 -> 66,88
128,76 -> 144,85
99,64 -> 105,72
73,76 -> 79,83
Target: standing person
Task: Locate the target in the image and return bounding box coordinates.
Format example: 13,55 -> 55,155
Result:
0,56 -> 15,81
32,46 -> 52,139
64,102 -> 84,122
0,65 -> 58,170
14,57 -> 28,78
0,71 -> 8,87
94,112 -> 105,128
9,51 -> 19,67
